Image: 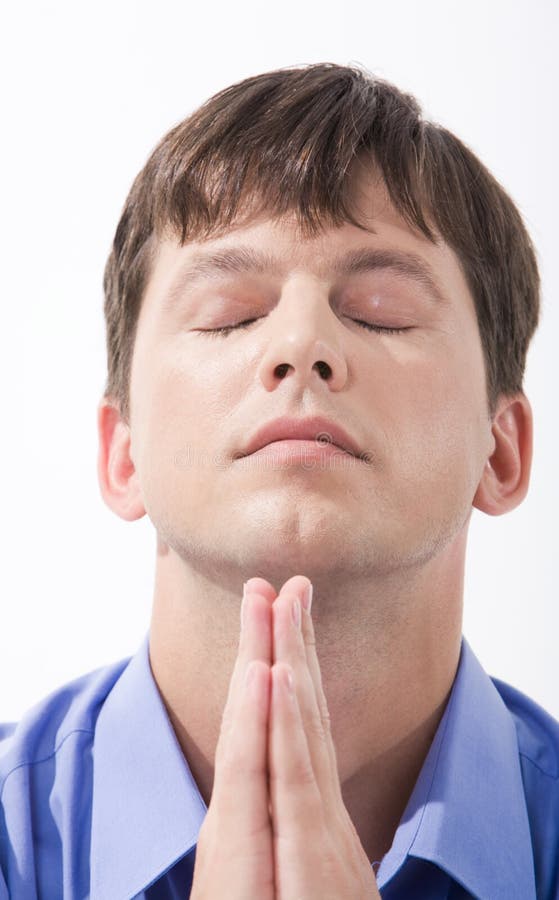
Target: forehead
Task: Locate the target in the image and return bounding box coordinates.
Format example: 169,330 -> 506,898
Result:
145,172 -> 472,314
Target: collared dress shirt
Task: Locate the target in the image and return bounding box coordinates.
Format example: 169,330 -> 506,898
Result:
0,632 -> 558,899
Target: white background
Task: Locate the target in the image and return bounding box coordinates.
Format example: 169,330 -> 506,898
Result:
1,0 -> 557,721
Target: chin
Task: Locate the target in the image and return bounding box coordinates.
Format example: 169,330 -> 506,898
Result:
236,514 -> 359,575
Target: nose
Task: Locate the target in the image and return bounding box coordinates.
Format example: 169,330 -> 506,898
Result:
256,281 -> 349,392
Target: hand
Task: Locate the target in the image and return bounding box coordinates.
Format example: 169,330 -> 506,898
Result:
190,575 -> 381,899
268,575 -> 381,899
190,578 -> 277,900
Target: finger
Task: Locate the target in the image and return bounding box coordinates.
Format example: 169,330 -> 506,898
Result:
216,587 -> 272,768
277,576 -> 340,780
235,580 -> 275,680
212,657 -> 272,835
244,577 -> 278,603
298,587 -> 343,802
276,574 -> 311,604
273,582 -> 343,811
269,661 -> 321,842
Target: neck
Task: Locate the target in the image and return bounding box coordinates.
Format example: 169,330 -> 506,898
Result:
148,534 -> 465,862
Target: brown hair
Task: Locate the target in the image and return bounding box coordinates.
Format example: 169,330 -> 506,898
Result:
102,62 -> 540,424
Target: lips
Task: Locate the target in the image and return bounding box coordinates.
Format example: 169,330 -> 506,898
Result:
237,415 -> 365,460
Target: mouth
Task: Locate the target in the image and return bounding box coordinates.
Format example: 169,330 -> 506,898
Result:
246,438 -> 354,461
236,415 -> 370,462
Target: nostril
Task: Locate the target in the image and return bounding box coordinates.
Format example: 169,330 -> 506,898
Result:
315,360 -> 331,378
275,363 -> 290,378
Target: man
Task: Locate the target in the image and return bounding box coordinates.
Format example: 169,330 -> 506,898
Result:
1,62 -> 557,899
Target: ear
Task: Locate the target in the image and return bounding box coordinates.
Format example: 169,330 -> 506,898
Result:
96,398 -> 146,522
473,392 -> 533,517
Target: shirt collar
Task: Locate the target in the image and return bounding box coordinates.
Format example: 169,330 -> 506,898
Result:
90,632 -> 537,900
376,635 -> 537,899
90,631 -> 207,900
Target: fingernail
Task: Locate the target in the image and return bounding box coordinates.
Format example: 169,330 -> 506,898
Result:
301,582 -> 313,614
291,598 -> 301,629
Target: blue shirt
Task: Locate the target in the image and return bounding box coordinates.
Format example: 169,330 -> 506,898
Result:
0,633 -> 558,899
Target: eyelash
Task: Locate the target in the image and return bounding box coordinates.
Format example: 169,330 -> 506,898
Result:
199,318 -> 411,337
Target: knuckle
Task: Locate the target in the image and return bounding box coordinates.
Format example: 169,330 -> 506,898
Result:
220,706 -> 234,734
270,758 -> 316,788
320,705 -> 332,733
215,720 -> 233,763
307,704 -> 332,744
220,740 -> 266,781
308,715 -> 328,743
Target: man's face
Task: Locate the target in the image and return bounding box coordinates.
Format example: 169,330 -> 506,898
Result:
127,175 -> 494,586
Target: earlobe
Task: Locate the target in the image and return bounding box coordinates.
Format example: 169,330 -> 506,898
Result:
96,399 -> 146,522
472,393 -> 533,517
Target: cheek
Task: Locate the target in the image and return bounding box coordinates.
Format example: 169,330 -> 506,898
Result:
147,347 -> 227,421
367,336 -> 488,486
133,345 -> 243,481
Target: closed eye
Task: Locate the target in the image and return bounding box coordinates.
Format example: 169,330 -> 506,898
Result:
196,318 -> 260,337
196,318 -> 413,337
350,320 -> 412,335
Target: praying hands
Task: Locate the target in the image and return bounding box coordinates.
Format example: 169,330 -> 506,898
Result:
190,575 -> 382,899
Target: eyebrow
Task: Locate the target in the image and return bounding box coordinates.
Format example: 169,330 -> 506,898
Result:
163,245 -> 449,308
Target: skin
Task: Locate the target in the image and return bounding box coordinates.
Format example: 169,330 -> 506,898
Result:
97,170 -> 533,870
190,575 -> 382,898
